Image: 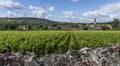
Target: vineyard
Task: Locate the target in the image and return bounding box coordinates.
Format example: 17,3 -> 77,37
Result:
0,31 -> 120,56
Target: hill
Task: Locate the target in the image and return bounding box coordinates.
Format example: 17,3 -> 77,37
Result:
0,17 -> 61,24
0,17 -> 113,24
0,17 -> 114,30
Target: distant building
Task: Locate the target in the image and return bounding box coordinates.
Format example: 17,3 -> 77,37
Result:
108,25 -> 112,29
89,24 -> 102,30
89,17 -> 102,30
70,28 -> 83,30
17,25 -> 28,30
61,25 -> 71,30
31,26 -> 37,30
48,26 -> 56,30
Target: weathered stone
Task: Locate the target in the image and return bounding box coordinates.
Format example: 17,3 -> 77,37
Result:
0,46 -> 119,66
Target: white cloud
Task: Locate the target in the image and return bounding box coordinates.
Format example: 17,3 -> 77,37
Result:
47,6 -> 54,11
7,11 -> 16,17
59,2 -> 120,23
29,5 -> 48,18
0,0 -> 25,10
62,10 -> 74,18
98,2 -> 120,13
83,11 -> 108,18
71,0 -> 80,2
0,0 -> 51,18
109,14 -> 119,19
83,2 -> 120,22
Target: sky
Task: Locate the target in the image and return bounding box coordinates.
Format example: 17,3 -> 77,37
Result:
0,0 -> 120,23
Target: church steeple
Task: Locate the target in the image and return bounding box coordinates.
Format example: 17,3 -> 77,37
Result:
94,17 -> 97,25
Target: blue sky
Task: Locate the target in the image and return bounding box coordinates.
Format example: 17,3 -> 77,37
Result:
0,0 -> 120,23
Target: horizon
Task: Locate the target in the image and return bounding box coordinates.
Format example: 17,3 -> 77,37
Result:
0,16 -> 113,23
0,0 -> 120,23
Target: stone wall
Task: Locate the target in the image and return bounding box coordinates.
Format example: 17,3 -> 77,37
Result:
0,46 -> 120,66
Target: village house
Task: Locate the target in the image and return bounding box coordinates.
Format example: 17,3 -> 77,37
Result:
89,17 -> 102,30
17,25 -> 28,30
48,26 -> 56,30
61,25 -> 71,30
89,24 -> 102,30
31,26 -> 37,30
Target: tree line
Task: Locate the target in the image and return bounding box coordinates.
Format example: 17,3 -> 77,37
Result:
0,18 -> 119,30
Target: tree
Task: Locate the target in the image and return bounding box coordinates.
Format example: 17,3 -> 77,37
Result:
28,25 -> 32,30
8,23 -> 18,30
111,19 -> 119,30
70,23 -> 79,28
52,24 -> 57,27
0,24 -> 6,30
56,26 -> 61,30
102,24 -> 110,30
82,24 -> 88,30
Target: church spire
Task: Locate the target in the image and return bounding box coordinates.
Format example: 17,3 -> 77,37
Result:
94,17 -> 97,25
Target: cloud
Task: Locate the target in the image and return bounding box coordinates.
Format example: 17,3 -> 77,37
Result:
47,6 -> 54,11
83,2 -> 120,22
60,2 -> 120,23
0,0 -> 25,10
29,5 -> 48,18
98,2 -> 120,13
62,10 -> 75,18
71,0 -> 80,2
83,11 -> 108,18
7,11 -> 16,17
0,0 -> 50,18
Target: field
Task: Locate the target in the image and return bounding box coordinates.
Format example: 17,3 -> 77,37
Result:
0,31 -> 120,56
